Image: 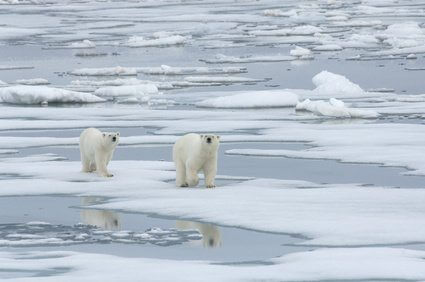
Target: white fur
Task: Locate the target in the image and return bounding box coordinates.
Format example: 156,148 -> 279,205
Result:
173,133 -> 220,188
79,128 -> 119,177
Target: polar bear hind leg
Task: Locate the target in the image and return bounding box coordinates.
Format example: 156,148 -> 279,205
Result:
175,160 -> 188,187
81,151 -> 92,173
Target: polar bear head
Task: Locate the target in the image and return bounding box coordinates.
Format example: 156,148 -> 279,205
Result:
200,134 -> 220,151
102,132 -> 120,149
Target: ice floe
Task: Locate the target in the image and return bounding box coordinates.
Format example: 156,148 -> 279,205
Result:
201,54 -> 296,64
94,84 -> 159,102
70,67 -> 137,76
0,86 -> 104,105
125,34 -> 187,47
311,71 -> 365,98
15,78 -> 49,85
1,159 -> 425,247
184,76 -> 265,84
197,90 -> 299,108
1,247 -> 425,281
296,98 -> 379,118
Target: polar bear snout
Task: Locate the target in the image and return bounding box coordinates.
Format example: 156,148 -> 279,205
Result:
112,136 -> 117,142
206,137 -> 212,143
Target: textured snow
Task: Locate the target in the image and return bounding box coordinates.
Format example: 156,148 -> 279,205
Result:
0,86 -> 105,104
296,98 -> 379,118
197,90 -> 299,108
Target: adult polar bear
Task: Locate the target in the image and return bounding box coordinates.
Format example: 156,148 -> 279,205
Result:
173,133 -> 220,188
80,128 -> 119,177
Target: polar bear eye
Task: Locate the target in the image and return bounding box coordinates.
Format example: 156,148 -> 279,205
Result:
103,133 -> 106,137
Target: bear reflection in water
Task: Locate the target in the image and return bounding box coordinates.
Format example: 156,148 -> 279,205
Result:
80,197 -> 121,231
176,220 -> 221,248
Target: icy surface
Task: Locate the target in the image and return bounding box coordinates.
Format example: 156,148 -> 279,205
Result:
1,0 -> 425,279
2,248 -> 425,281
0,86 -> 104,104
296,98 -> 379,118
197,90 -> 298,108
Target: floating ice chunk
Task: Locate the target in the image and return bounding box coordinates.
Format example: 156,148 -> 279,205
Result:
0,65 -> 34,70
15,78 -> 49,85
71,78 -> 174,90
184,76 -> 264,84
381,22 -> 424,39
0,80 -> 6,85
136,65 -> 246,75
70,66 -> 138,76
290,46 -> 312,59
296,98 -> 379,118
263,9 -> 297,17
0,86 -> 105,104
313,44 -> 343,51
69,39 -> 96,48
197,90 -> 298,108
201,54 -> 295,64
94,84 -> 159,101
406,54 -> 417,59
312,71 -> 365,97
125,35 -> 187,47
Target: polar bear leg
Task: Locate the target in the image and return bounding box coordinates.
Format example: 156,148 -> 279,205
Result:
203,158 -> 217,188
81,152 -> 91,173
89,162 -> 96,172
95,151 -> 113,177
175,161 -> 188,187
185,163 -> 199,187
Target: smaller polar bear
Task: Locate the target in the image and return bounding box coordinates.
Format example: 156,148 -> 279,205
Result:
173,133 -> 220,188
79,128 -> 119,177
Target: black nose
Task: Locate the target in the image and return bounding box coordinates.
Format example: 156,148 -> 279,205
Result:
207,137 -> 211,143
112,137 -> 116,142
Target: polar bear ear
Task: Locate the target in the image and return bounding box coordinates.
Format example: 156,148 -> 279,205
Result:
102,133 -> 106,137
116,132 -> 120,136
217,136 -> 220,139
200,134 -> 204,138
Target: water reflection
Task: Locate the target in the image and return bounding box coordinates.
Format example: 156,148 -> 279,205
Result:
176,220 -> 221,248
80,197 -> 121,231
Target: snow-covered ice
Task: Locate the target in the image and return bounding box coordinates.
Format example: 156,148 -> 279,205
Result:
0,86 -> 104,104
197,90 -> 298,108
2,248 -> 425,281
296,98 -> 379,118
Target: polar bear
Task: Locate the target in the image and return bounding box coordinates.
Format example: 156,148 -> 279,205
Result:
79,128 -> 119,177
173,133 -> 220,188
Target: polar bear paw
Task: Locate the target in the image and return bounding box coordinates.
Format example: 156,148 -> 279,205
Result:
206,184 -> 216,188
